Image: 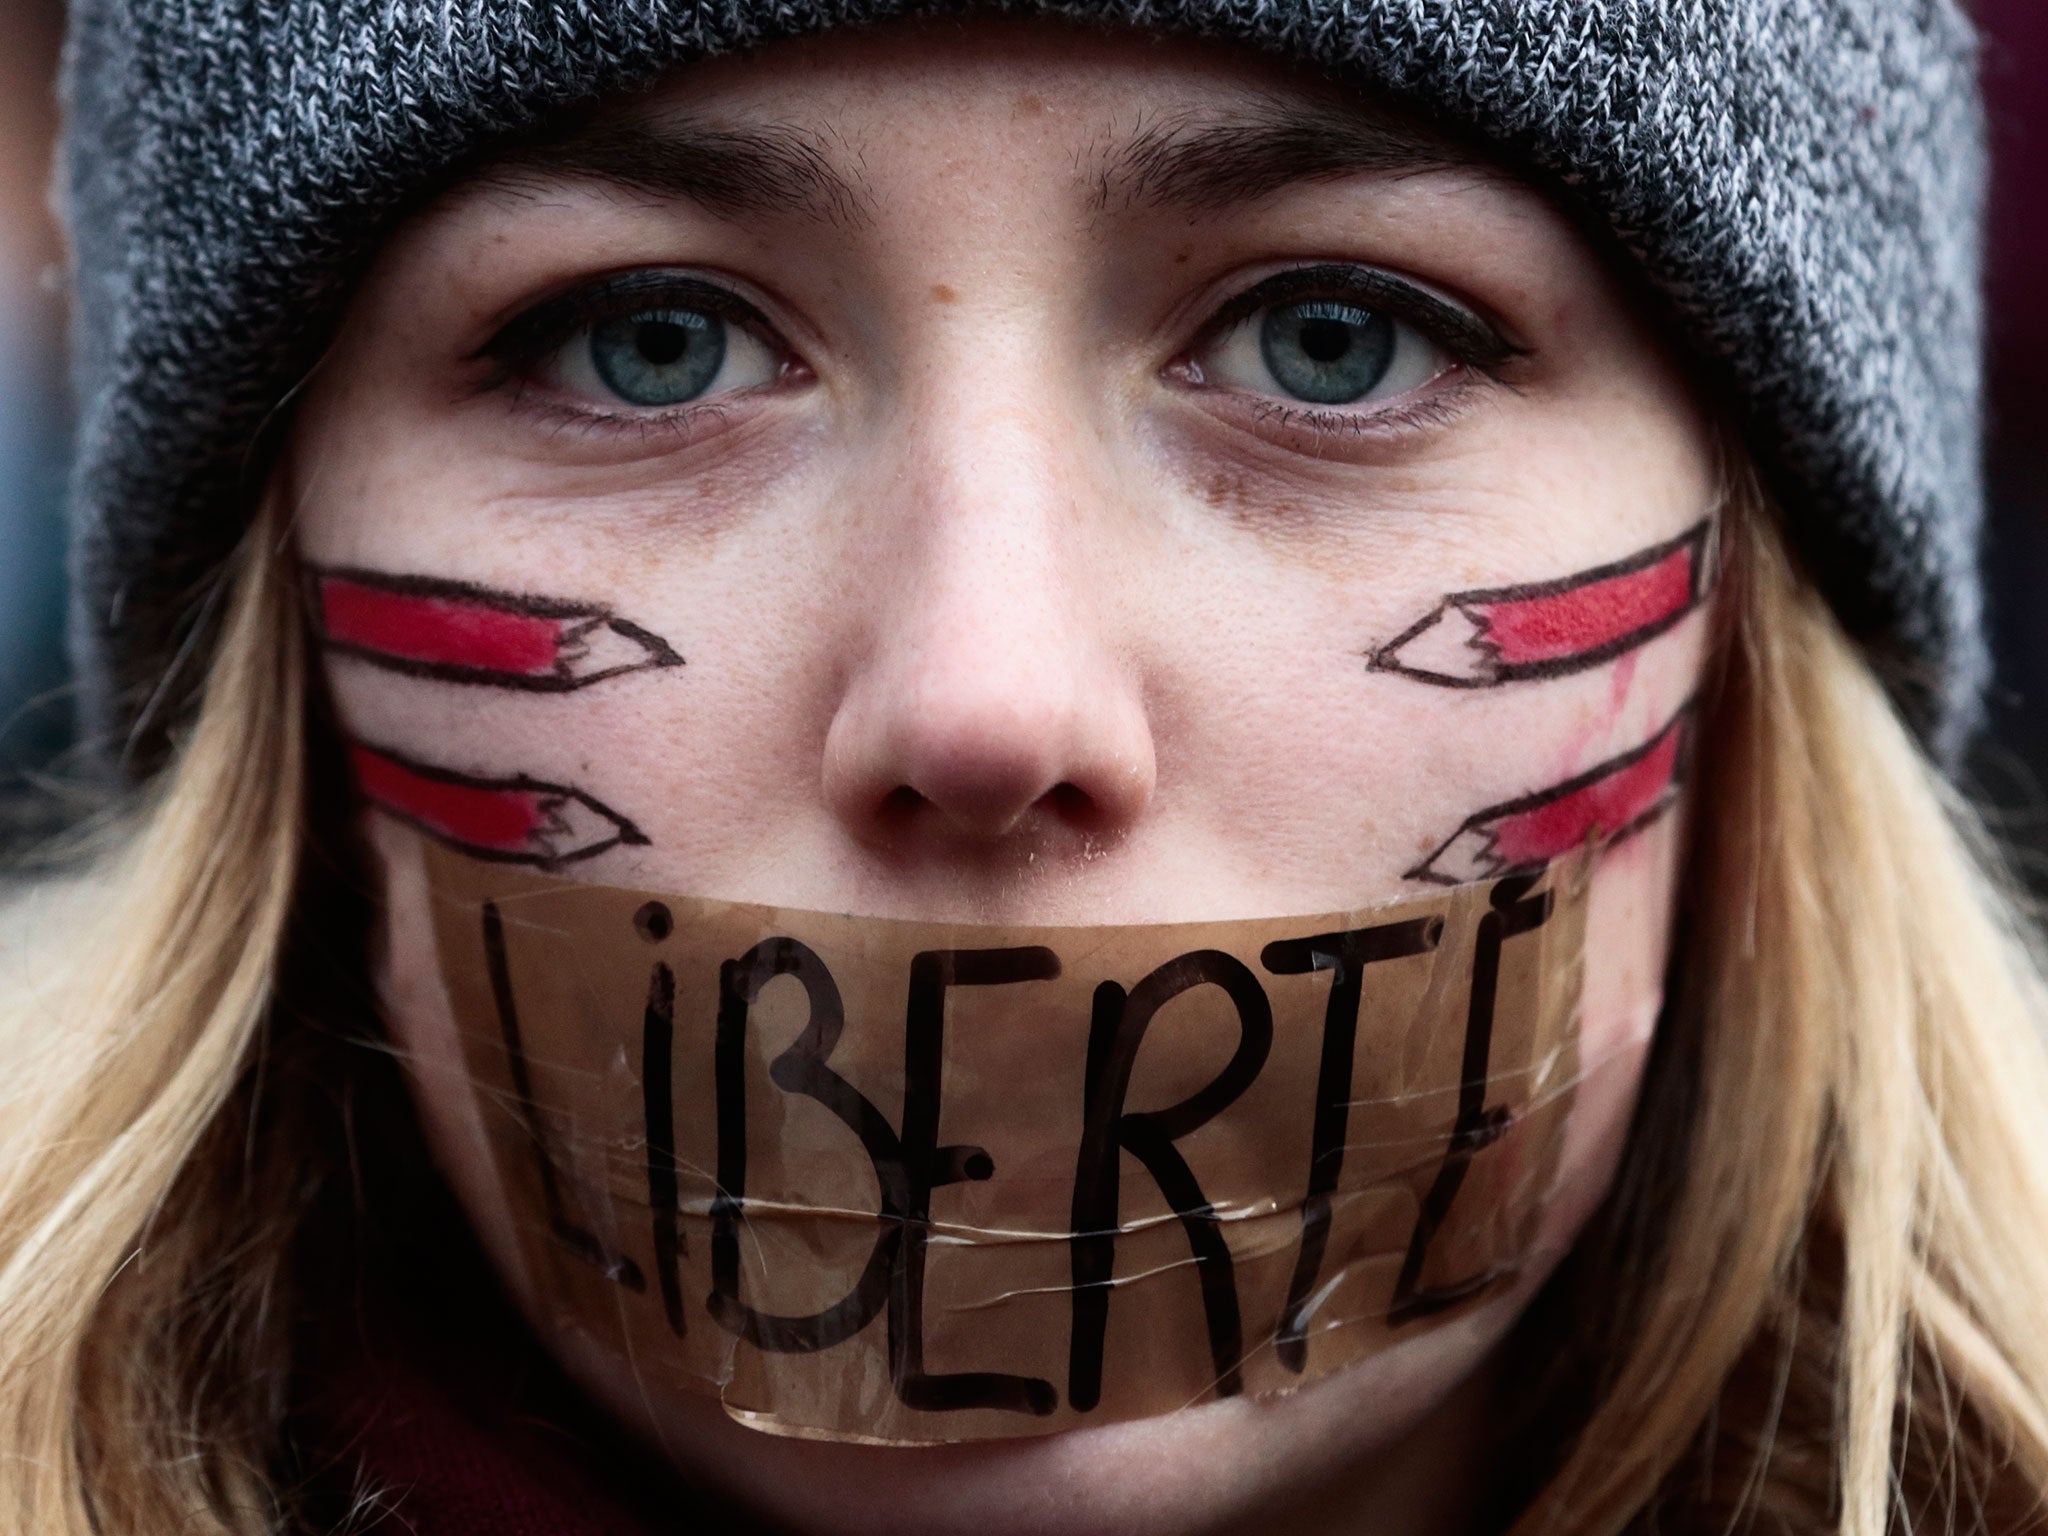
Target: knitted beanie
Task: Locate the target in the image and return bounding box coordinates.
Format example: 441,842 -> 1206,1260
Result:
60,0 -> 1987,771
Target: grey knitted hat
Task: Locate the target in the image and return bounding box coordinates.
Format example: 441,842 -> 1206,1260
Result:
61,0 -> 1987,771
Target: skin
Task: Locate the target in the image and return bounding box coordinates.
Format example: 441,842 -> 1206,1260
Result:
289,19 -> 1717,1536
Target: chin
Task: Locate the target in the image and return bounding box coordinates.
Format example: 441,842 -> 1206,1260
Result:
543,1278 -> 1538,1536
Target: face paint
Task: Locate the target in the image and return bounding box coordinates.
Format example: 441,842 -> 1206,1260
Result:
1407,704 -> 1693,885
312,566 -> 683,690
1370,521 -> 1713,688
352,743 -> 648,866
420,841 -> 1590,1445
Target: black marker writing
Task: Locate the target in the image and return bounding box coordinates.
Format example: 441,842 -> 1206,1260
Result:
644,956 -> 686,1337
893,949 -> 1060,1415
1068,951 -> 1275,1412
710,939 -> 1059,1416
1388,875 -> 1552,1324
1261,914 -> 1444,1372
483,900 -> 645,1292
710,939 -> 892,1352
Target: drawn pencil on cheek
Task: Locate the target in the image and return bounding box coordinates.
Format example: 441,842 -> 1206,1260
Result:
1407,705 -> 1694,886
1371,521 -> 1713,688
350,743 -> 649,866
312,567 -> 682,690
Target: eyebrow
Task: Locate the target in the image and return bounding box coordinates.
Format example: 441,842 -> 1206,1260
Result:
483,113 -> 873,226
1088,102 -> 1484,215
479,96 -> 1483,229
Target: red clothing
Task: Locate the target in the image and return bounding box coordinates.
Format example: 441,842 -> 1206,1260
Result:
292,1308 -> 772,1536
305,1352 -> 664,1534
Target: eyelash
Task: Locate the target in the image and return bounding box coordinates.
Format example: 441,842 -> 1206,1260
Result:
1202,264 -> 1515,369
474,262 -> 1520,444
473,270 -> 790,432
1176,263 -> 1521,441
1247,387 -> 1477,442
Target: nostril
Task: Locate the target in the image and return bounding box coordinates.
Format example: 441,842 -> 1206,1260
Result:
823,672 -> 1157,846
1047,781 -> 1094,823
880,785 -> 927,825
869,779 -> 1108,839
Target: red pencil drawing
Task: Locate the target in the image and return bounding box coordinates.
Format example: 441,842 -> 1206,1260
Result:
1406,705 -> 1694,885
1371,522 -> 1712,688
313,567 -> 682,690
351,743 -> 648,866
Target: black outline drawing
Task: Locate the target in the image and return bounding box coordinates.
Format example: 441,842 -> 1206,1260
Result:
1405,703 -> 1696,886
1370,521 -> 1713,689
311,564 -> 683,691
352,740 -> 650,867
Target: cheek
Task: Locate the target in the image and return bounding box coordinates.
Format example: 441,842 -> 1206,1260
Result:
1154,514 -> 1710,916
1531,806 -> 1683,1266
1161,512 -> 1702,1253
363,817 -> 550,1317
306,490 -> 841,890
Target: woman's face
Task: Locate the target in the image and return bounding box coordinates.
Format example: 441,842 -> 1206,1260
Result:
291,20 -> 1715,1536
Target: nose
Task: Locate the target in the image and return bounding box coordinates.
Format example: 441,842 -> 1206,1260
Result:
821,418 -> 1157,852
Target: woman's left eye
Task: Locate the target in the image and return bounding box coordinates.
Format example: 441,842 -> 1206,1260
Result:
543,305 -> 782,408
1197,297 -> 1453,408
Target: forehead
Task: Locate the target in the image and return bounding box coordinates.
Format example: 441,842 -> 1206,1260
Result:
476,18 -> 1508,226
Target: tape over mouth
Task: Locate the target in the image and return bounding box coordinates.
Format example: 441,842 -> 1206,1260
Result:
425,844 -> 1590,1445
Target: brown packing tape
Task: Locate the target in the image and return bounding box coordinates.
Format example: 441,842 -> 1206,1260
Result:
425,843 -> 1590,1445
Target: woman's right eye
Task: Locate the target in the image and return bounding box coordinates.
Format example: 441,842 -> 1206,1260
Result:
481,274 -> 793,414
543,305 -> 783,409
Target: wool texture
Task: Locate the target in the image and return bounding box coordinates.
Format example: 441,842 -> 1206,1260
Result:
60,0 -> 1988,768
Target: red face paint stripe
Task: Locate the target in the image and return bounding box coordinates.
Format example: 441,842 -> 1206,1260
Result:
1476,542 -> 1697,668
311,567 -> 683,691
349,744 -> 649,866
352,745 -> 545,853
1406,706 -> 1693,885
1370,522 -> 1712,688
1486,719 -> 1684,867
321,576 -> 566,677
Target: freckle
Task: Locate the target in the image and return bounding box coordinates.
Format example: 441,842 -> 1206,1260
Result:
1015,93 -> 1045,116
1204,467 -> 1250,506
931,283 -> 959,304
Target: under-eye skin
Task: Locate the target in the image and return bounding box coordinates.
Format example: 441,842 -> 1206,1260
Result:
1182,264 -> 1520,442
476,269 -> 797,429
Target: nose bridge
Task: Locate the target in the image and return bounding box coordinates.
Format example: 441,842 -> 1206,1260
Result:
822,320 -> 1156,848
887,283 -> 1106,674
917,396 -> 1072,635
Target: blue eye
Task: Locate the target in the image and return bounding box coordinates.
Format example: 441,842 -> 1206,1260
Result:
588,310 -> 728,406
1195,269 -> 1472,412
1258,302 -> 1396,404
518,281 -> 786,411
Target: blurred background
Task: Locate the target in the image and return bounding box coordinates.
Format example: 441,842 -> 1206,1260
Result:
1978,0 -> 2048,892
0,2 -> 2042,882
0,0 -> 71,844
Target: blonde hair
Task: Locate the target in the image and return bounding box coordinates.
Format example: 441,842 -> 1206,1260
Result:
3,470 -> 2047,1535
0,513 -> 306,1534
1509,468 -> 2048,1534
